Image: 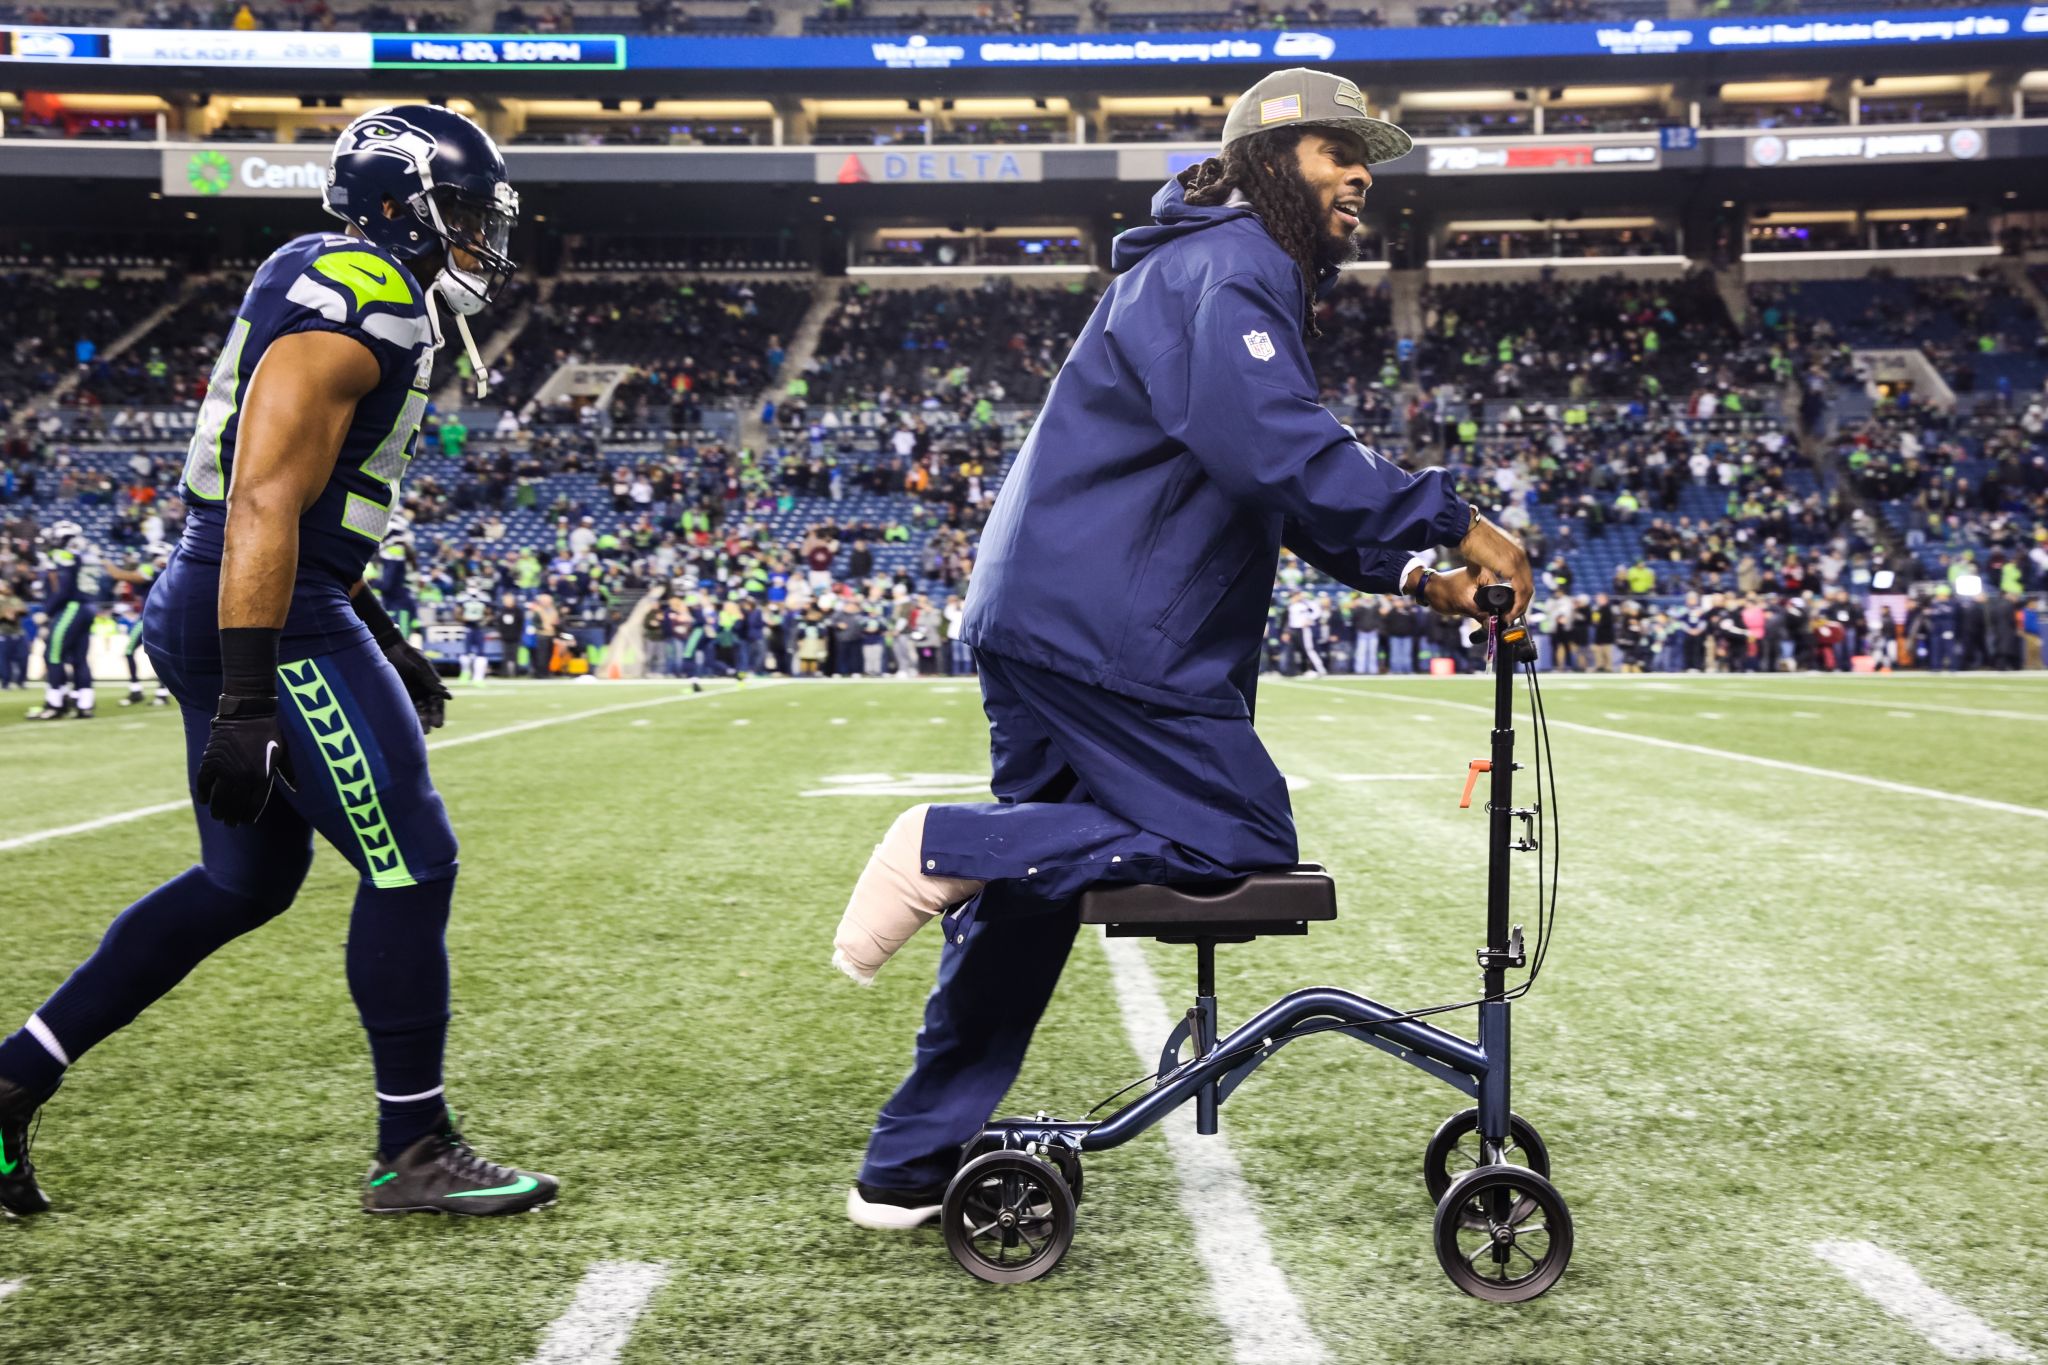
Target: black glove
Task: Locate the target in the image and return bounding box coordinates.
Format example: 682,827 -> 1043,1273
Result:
382,637 -> 452,733
195,693 -> 296,826
352,584 -> 451,733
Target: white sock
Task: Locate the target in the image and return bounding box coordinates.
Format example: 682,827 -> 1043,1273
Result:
76,687 -> 95,712
44,686 -> 64,708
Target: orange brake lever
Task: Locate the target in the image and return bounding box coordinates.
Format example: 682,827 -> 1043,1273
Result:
1459,759 -> 1492,809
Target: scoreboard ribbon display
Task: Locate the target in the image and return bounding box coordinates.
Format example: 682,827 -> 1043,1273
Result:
369,35 -> 624,69
0,5 -> 2039,71
0,27 -> 620,69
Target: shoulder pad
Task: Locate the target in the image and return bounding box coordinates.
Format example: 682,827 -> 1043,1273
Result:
263,235 -> 431,353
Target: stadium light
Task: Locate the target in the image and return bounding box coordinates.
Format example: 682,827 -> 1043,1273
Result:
1739,246 -> 2001,263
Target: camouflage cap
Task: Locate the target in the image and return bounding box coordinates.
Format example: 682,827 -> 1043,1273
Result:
1221,67 -> 1412,165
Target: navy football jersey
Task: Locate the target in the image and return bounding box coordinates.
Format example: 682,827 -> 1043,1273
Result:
376,540 -> 416,604
44,546 -> 104,612
178,232 -> 437,586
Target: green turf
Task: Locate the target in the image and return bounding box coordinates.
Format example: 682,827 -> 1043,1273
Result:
1,672 -> 2043,1363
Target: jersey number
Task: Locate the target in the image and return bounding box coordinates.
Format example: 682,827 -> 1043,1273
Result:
181,317 -> 252,502
341,387 -> 428,542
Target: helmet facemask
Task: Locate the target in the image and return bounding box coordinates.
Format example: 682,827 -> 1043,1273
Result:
415,180 -> 519,317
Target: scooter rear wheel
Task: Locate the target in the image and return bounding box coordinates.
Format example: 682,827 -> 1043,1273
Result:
1423,1108 -> 1550,1228
943,1151 -> 1076,1284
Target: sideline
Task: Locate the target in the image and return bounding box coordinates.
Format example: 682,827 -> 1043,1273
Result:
1277,680 -> 2048,822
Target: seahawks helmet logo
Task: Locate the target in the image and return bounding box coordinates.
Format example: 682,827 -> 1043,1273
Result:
334,112 -> 437,178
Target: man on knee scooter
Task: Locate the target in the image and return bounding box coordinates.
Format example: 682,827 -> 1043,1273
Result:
831,68 -> 1533,1229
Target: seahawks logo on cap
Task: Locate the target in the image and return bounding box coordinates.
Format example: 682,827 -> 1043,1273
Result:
1332,79 -> 1367,114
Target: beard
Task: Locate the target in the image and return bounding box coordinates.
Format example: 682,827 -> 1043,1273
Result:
1269,158 -> 1361,274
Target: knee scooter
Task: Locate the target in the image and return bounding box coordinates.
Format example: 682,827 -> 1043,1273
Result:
941,584 -> 1571,1301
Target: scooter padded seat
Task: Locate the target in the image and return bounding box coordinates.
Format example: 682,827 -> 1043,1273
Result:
1079,865 -> 1336,932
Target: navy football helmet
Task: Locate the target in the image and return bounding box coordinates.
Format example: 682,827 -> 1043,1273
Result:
324,104 -> 519,317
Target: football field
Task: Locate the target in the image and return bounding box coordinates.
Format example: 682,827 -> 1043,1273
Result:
2,671 -> 2044,1365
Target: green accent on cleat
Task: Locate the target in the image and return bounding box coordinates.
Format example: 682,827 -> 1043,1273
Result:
369,1171 -> 398,1186
447,1175 -> 538,1198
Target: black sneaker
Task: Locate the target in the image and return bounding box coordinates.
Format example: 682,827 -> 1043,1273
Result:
362,1120 -> 558,1217
0,1077 -> 51,1216
846,1178 -> 949,1230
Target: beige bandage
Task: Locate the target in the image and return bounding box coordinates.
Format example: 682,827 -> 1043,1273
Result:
831,805 -> 985,985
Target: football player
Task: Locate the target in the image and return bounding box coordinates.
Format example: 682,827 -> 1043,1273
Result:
29,522 -> 153,720
119,549 -> 172,707
0,106 -> 556,1218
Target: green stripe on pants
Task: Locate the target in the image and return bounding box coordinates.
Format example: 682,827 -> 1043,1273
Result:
46,602 -> 81,656
278,657 -> 417,889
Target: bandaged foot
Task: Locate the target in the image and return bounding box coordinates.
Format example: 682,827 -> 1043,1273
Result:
832,805 -> 984,986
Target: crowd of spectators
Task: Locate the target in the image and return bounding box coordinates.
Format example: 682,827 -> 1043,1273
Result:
108,0 -> 458,31
1262,578 -> 2038,675
807,0 -> 1075,33
1416,273 -> 1757,401
0,272 -> 187,414
496,277 -> 811,426
799,278 -> 1097,410
2,249 -> 2043,681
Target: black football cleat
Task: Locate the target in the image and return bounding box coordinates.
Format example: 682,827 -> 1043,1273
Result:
0,1077 -> 51,1216
363,1120 -> 558,1217
121,688 -> 145,707
26,704 -> 68,722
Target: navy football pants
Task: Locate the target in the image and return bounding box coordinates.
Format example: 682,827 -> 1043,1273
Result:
859,648 -> 1296,1190
42,601 -> 92,693
0,564 -> 461,1149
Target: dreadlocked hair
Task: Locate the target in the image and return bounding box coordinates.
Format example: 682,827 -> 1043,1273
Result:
1179,127 -> 1328,340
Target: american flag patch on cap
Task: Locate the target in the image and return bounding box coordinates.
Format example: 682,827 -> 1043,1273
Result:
1259,94 -> 1302,124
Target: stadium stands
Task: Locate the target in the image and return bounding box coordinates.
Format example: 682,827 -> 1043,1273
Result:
0,272 -> 189,414
1416,273 -> 1752,401
800,279 -> 1098,409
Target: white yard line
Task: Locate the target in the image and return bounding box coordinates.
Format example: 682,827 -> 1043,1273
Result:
523,1260 -> 672,1365
1097,931 -> 1328,1365
0,802 -> 193,853
1813,1242 -> 2034,1362
1279,681 -> 2048,823
1628,689 -> 2046,723
1329,774 -> 1443,782
0,685 -> 768,854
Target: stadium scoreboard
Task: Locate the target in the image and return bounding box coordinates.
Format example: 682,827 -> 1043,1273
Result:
0,5 -> 2039,75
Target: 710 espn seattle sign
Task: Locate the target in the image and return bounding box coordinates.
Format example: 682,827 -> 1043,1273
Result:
162,147 -> 325,198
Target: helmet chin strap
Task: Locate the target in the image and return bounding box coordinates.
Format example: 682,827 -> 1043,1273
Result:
426,283 -> 490,401
453,310 -> 489,401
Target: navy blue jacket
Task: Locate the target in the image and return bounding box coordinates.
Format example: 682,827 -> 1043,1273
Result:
961,176 -> 1472,718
